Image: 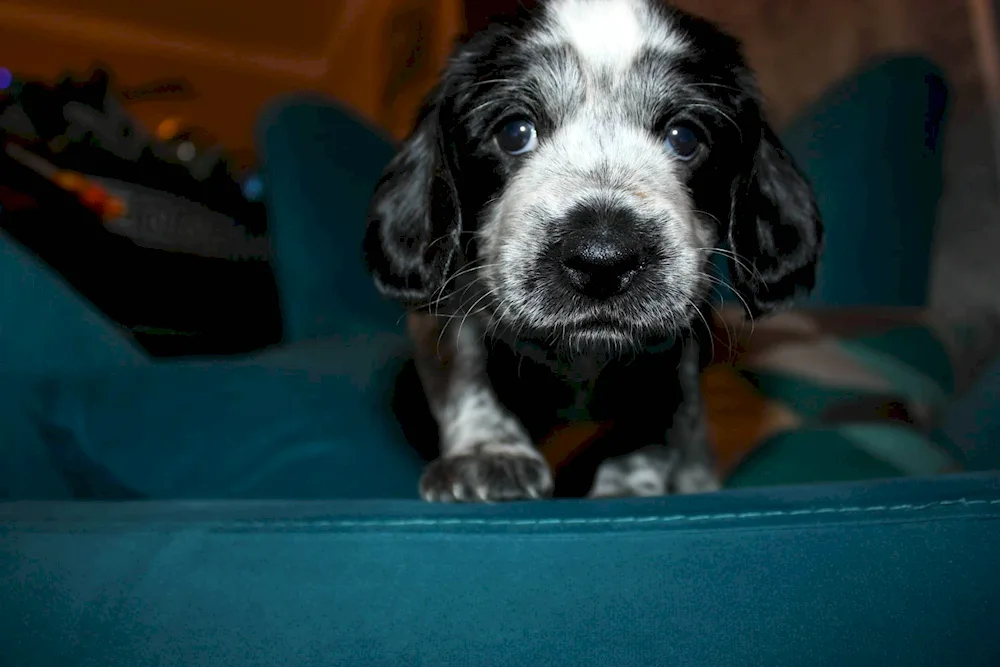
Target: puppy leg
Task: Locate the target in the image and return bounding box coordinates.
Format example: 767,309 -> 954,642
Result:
409,313 -> 553,502
588,445 -> 720,498
666,338 -> 723,494
589,340 -> 721,498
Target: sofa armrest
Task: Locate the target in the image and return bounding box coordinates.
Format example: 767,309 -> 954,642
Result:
3,472 -> 998,666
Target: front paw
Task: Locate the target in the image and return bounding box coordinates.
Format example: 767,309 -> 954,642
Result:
420,444 -> 554,503
588,447 -> 721,498
672,463 -> 722,494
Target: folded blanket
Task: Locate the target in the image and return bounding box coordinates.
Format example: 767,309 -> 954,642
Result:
706,306 -> 1000,485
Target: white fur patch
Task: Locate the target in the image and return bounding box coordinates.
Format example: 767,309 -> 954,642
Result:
588,449 -> 720,498
430,321 -> 534,455
673,464 -> 721,494
588,450 -> 671,498
537,0 -> 686,70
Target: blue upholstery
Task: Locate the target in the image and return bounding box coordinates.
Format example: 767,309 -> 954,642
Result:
2,473 -> 999,666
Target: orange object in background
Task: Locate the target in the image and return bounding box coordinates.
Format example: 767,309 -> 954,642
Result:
156,117 -> 182,141
0,0 -> 464,160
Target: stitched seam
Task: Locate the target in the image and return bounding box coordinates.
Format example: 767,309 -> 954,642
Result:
230,498 -> 1000,529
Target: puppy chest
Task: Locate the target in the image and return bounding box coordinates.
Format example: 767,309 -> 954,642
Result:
484,341 -> 686,439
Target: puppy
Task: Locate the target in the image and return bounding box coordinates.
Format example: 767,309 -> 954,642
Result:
364,0 -> 822,502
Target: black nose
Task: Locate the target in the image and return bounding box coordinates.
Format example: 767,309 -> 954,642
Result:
560,230 -> 645,299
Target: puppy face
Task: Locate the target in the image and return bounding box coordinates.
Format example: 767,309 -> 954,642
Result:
365,0 -> 822,352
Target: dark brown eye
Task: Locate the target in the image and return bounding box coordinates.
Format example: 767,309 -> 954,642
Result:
665,124 -> 702,161
496,118 -> 538,155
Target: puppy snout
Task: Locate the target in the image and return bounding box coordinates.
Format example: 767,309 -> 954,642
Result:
560,230 -> 645,299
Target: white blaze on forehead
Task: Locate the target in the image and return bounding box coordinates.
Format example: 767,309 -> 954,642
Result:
537,0 -> 686,70
555,0 -> 643,67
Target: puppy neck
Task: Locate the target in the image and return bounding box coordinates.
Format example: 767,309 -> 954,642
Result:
508,332 -> 679,383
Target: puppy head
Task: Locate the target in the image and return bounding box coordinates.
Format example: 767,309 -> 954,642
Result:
364,0 -> 822,351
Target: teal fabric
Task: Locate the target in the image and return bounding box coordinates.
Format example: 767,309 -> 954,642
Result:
0,232 -> 148,500
784,55 -> 948,308
742,322 -> 957,420
727,426 -> 956,488
938,355 -> 1000,471
0,233 -> 148,375
2,473 -> 999,666
258,95 -> 406,342
838,334 -> 951,403
0,373 -> 72,500
36,342 -> 422,500
0,297 -> 423,501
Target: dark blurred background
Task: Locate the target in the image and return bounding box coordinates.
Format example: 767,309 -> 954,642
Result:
0,0 -> 987,153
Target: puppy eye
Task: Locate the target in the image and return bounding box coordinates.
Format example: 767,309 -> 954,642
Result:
496,118 -> 538,155
664,124 -> 702,161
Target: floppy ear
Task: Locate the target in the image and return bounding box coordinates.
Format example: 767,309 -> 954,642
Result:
727,123 -> 823,316
363,90 -> 461,304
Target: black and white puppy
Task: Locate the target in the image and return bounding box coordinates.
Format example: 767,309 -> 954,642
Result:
364,0 -> 822,502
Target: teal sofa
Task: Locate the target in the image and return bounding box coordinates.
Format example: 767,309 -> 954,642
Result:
2,55 -> 999,666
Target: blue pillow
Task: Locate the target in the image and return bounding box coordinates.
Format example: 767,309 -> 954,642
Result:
34,335 -> 423,500
784,54 -> 948,308
713,55 -> 948,309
